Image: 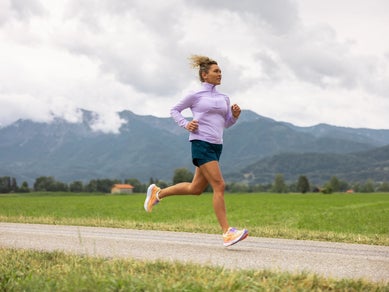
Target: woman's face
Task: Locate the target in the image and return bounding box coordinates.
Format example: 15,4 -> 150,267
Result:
202,64 -> 222,85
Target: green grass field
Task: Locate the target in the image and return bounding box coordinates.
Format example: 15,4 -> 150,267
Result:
1,192 -> 388,291
0,192 -> 388,245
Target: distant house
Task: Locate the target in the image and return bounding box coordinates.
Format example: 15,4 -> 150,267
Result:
111,184 -> 134,194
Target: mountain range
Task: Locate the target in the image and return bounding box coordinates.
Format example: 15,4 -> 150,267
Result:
0,109 -> 388,186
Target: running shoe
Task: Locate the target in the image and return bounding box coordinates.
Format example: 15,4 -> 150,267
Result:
223,227 -> 248,247
144,184 -> 161,212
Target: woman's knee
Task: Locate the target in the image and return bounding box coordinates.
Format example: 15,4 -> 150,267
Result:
212,180 -> 225,192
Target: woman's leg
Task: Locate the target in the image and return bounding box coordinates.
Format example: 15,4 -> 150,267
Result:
157,161 -> 229,233
158,166 -> 208,198
197,161 -> 229,233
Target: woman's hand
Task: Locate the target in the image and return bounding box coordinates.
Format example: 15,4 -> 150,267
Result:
231,104 -> 241,119
186,120 -> 199,132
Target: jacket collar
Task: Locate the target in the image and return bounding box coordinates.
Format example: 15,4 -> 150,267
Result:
202,82 -> 217,91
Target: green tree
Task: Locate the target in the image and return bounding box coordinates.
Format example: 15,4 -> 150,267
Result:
173,168 -> 194,184
297,175 -> 310,193
288,182 -> 297,193
69,181 -> 84,192
328,176 -> 340,192
33,176 -> 68,192
272,173 -> 287,193
378,181 -> 389,192
85,180 -> 98,192
351,182 -> 361,192
360,179 -> 375,193
228,182 -> 249,193
54,181 -> 68,192
11,178 -> 18,192
34,176 -> 56,191
19,181 -> 30,193
0,176 -> 14,193
250,184 -> 266,193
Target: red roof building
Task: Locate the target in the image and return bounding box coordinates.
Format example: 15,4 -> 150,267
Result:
111,184 -> 134,194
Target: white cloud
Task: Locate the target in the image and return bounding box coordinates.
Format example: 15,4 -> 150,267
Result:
0,93 -> 52,125
89,111 -> 125,134
0,0 -> 388,132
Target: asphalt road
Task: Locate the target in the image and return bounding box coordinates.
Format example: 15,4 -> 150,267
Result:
0,222 -> 388,283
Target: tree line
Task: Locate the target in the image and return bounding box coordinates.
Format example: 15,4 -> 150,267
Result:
235,174 -> 389,194
1,169 -> 388,194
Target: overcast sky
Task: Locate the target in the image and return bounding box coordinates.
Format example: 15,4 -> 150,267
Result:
1,0 -> 388,133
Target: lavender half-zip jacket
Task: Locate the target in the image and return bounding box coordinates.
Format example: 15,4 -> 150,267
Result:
170,82 -> 237,144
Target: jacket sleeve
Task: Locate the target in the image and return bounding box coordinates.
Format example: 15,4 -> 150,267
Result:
224,96 -> 238,128
170,92 -> 196,128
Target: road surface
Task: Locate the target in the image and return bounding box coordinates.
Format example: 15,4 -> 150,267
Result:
0,222 -> 388,283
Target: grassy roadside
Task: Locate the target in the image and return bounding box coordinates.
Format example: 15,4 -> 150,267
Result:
1,248 -> 387,291
1,192 -> 388,290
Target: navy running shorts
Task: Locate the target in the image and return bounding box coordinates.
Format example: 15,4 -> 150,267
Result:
191,140 -> 223,167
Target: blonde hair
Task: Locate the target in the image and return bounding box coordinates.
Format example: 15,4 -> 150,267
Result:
188,55 -> 218,82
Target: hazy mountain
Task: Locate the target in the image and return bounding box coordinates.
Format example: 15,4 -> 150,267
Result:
225,145 -> 389,185
222,110 -> 388,171
0,111 -> 190,185
0,109 -> 388,185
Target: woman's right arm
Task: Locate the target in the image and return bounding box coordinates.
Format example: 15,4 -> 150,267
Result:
170,93 -> 197,129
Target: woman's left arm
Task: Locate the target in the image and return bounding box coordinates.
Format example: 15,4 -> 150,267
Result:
224,97 -> 240,128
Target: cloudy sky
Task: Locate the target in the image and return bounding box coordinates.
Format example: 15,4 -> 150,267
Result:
1,0 -> 388,133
